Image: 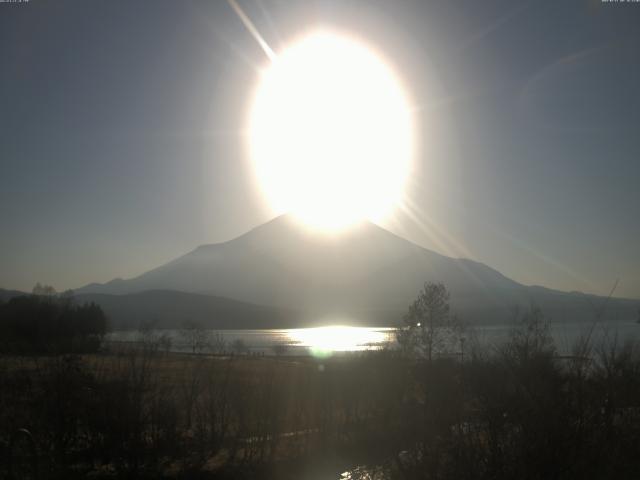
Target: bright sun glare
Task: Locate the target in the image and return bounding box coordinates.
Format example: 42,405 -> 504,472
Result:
288,326 -> 388,355
249,31 -> 413,232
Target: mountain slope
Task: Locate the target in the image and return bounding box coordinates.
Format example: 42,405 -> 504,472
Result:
76,215 -> 640,324
0,288 -> 28,302
75,290 -> 300,330
0,287 -> 302,330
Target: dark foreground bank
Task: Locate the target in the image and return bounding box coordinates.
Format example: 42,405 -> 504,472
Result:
1,316 -> 640,480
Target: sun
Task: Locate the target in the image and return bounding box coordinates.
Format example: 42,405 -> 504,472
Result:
249,31 -> 413,232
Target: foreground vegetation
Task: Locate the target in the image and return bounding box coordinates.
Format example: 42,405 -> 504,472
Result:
1,320 -> 640,479
1,285 -> 639,479
0,288 -> 106,355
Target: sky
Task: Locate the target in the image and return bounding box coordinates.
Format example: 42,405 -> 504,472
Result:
1,0 -> 639,299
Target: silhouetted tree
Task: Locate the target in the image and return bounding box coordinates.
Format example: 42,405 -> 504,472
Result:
271,342 -> 289,356
158,332 -> 173,354
397,282 -> 459,361
209,332 -> 226,354
231,338 -> 248,355
32,282 -> 57,297
501,305 -> 556,363
179,320 -> 210,354
0,294 -> 107,353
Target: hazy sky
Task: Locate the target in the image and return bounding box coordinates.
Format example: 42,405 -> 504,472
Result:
1,0 -> 639,298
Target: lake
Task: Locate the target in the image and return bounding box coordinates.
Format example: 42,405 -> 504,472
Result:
106,321 -> 640,357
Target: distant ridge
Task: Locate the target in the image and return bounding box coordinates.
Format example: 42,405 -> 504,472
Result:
75,290 -> 299,330
0,287 -> 402,330
0,288 -> 28,302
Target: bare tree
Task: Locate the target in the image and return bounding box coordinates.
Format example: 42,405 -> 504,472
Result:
209,332 -> 226,354
271,342 -> 289,357
179,320 -> 210,354
231,338 -> 248,355
501,305 -> 555,363
397,282 -> 459,361
32,282 -> 57,297
158,332 -> 172,355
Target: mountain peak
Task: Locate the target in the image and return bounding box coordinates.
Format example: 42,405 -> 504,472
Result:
75,215 -> 515,312
74,215 -> 639,325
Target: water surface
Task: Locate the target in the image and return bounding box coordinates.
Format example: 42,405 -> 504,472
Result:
106,321 -> 640,356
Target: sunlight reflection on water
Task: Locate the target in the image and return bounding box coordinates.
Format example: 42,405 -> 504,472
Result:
106,321 -> 639,357
106,326 -> 396,356
288,325 -> 392,356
